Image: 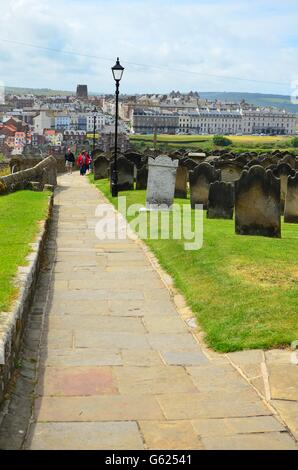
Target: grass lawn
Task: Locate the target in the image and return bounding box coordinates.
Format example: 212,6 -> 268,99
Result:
130,133 -> 296,154
90,176 -> 298,352
130,133 -> 291,144
0,191 -> 50,313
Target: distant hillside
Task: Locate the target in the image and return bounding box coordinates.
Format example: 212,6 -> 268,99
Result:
5,86 -> 74,96
199,92 -> 298,112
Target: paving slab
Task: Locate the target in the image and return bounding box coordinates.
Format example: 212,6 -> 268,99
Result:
46,315 -> 145,333
191,416 -> 285,437
157,393 -> 271,419
34,395 -> 164,422
161,351 -> 209,366
139,420 -> 203,450
272,401 -> 298,441
41,348 -> 122,367
201,432 -> 297,450
37,366 -> 118,396
143,316 -> 189,334
114,366 -> 198,395
28,422 -> 144,450
121,350 -> 164,367
268,364 -> 298,400
75,331 -> 151,350
48,299 -> 110,315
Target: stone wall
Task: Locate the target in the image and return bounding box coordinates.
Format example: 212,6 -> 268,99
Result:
0,195 -> 53,406
10,154 -> 65,174
0,156 -> 57,195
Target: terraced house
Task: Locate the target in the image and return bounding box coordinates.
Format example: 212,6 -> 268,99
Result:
133,107 -> 297,135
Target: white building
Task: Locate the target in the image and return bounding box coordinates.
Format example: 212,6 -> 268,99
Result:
177,108 -> 297,135
86,112 -> 105,132
33,111 -> 53,135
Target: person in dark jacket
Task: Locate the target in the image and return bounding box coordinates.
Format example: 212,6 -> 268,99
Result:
65,148 -> 75,174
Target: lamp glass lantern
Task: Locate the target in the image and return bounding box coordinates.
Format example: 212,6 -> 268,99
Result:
112,57 -> 124,82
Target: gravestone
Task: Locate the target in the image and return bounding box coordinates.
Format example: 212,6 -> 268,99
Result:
175,164 -> 188,199
235,165 -> 281,238
284,172 -> 298,223
94,156 -> 109,180
181,158 -> 198,171
110,156 -> 134,192
207,181 -> 234,220
146,155 -> 178,209
124,151 -> 143,169
216,162 -> 242,184
189,162 -> 220,209
273,163 -> 296,213
136,164 -> 148,190
279,154 -> 296,169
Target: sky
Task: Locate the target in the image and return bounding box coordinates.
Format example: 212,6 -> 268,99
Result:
0,0 -> 297,95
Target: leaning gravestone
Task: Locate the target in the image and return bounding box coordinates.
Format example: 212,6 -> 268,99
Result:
146,155 -> 178,209
94,156 -> 109,180
136,164 -> 148,190
189,162 -> 220,209
110,156 -> 134,192
235,165 -> 281,238
207,181 -> 234,220
175,164 -> 188,199
284,172 -> 298,223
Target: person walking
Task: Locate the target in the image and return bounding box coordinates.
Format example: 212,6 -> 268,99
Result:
65,147 -> 75,174
77,150 -> 87,176
84,151 -> 91,174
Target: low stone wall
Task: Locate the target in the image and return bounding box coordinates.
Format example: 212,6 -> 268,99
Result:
0,195 -> 53,406
0,156 -> 57,195
10,154 -> 66,174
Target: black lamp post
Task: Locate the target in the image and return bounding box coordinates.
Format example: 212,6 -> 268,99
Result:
92,106 -> 97,153
111,57 -> 124,197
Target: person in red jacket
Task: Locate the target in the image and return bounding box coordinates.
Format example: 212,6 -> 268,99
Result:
84,151 -> 91,174
77,150 -> 90,175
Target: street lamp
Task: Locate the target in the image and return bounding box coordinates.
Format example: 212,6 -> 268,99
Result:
111,57 -> 124,197
92,106 -> 97,153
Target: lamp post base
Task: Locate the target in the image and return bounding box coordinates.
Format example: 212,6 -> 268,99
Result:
111,183 -> 118,198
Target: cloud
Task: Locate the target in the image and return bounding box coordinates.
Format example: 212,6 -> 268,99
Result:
0,0 -> 297,94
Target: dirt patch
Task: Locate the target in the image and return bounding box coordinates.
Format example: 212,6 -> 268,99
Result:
228,261 -> 298,289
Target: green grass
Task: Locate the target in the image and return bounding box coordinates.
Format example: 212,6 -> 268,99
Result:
90,176 -> 298,352
130,133 -> 297,154
0,191 -> 50,312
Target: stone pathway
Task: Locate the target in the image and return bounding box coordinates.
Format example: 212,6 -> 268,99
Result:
23,173 -> 297,450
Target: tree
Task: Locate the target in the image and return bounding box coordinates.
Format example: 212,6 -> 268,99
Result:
213,135 -> 232,146
291,137 -> 298,148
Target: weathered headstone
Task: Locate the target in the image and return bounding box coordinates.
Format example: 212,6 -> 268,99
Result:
216,161 -> 242,184
284,172 -> 298,223
235,165 -> 281,238
94,156 -> 109,180
175,164 -> 188,199
146,155 -> 178,209
136,164 -> 148,190
181,158 -> 198,171
273,163 -> 296,213
207,181 -> 234,220
110,156 -> 134,192
189,162 -> 220,209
